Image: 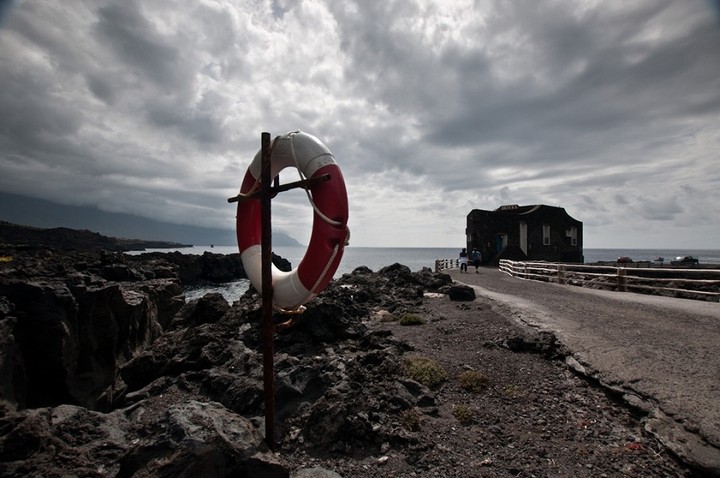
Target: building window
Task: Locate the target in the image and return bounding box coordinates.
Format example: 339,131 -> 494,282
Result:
565,226 -> 577,246
543,224 -> 550,245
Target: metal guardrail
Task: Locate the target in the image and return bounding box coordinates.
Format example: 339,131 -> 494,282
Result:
497,259 -> 720,302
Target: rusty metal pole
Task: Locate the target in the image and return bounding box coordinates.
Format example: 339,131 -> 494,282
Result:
260,132 -> 275,451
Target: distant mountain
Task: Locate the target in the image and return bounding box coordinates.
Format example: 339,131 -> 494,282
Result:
0,192 -> 301,247
0,221 -> 191,252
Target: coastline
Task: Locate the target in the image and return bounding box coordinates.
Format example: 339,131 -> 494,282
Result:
127,245 -> 720,272
0,251 -> 701,476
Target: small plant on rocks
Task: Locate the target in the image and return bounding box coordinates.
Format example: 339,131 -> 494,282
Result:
404,356 -> 447,389
399,409 -> 422,431
399,313 -> 425,326
452,404 -> 474,425
458,370 -> 489,393
502,383 -> 527,399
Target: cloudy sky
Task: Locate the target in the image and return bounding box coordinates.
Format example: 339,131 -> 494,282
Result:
0,0 -> 718,249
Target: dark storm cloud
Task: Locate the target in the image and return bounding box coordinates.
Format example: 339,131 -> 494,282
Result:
95,2 -> 185,89
0,0 -> 718,247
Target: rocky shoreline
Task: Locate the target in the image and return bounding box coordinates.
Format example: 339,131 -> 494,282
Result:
0,249 -> 697,477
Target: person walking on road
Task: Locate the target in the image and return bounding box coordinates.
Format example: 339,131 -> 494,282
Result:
471,247 -> 482,273
459,248 -> 468,273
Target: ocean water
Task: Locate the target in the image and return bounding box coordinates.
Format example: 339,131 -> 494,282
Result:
582,248 -> 720,264
132,245 -> 460,276
130,246 -> 720,302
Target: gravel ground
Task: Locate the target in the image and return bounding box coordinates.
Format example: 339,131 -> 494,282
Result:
282,292 -> 696,478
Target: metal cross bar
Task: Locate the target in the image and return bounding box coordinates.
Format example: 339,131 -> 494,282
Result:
226,174 -> 331,204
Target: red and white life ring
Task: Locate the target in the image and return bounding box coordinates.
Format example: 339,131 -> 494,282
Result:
235,131 -> 349,310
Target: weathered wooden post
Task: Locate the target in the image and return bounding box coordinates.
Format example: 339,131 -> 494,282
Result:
617,267 -> 626,292
558,264 -> 566,285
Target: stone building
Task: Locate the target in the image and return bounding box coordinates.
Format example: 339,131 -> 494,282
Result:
466,204 -> 583,264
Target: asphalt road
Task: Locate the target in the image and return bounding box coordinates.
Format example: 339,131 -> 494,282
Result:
448,267 -> 720,475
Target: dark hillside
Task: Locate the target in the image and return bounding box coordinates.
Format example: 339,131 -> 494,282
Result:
0,221 -> 191,252
0,191 -> 301,247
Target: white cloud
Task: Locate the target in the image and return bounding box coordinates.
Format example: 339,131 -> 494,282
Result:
0,0 -> 719,248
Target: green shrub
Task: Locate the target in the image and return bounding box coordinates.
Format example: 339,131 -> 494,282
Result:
404,356 -> 447,389
452,404 -> 474,425
458,370 -> 489,393
502,383 -> 527,399
399,409 -> 421,431
399,314 -> 425,326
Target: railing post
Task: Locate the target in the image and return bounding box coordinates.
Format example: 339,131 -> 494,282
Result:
617,268 -> 626,292
558,264 -> 566,284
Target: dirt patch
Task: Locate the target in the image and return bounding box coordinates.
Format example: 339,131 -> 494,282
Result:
281,293 -> 693,477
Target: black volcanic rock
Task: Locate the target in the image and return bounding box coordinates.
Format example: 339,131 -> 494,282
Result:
0,250 -> 466,476
0,250 -> 185,410
447,283 -> 476,301
127,250 -> 289,284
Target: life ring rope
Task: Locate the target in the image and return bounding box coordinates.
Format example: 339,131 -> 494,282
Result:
240,132 -> 346,230
309,242 -> 341,296
288,131 -> 344,228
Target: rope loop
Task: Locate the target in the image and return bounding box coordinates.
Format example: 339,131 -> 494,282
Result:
289,131 -> 344,227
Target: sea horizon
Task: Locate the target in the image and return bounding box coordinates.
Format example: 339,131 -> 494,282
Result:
130,245 -> 720,274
